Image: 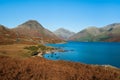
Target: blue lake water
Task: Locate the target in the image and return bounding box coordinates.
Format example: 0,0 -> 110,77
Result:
44,41 -> 120,67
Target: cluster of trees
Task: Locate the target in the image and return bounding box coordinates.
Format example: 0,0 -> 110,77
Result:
0,56 -> 120,80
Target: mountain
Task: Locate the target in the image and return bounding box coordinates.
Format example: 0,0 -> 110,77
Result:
69,23 -> 120,42
0,20 -> 63,45
12,20 -> 63,43
101,23 -> 120,41
69,26 -> 101,41
54,28 -> 75,40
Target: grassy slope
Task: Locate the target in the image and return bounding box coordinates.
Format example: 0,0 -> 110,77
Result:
0,56 -> 120,80
0,44 -> 33,58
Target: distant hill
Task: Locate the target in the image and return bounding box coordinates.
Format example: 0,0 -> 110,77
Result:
69,23 -> 120,42
0,20 -> 63,45
54,28 -> 75,40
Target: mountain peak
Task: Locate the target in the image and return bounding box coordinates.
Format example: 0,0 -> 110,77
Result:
17,20 -> 44,30
57,28 -> 67,30
12,20 -> 62,43
55,28 -> 75,33
54,28 -> 75,40
24,20 -> 40,24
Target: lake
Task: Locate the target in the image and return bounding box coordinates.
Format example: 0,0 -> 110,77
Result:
44,41 -> 120,68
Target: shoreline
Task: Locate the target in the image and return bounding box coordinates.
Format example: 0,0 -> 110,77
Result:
56,42 -> 67,44
1,43 -> 119,69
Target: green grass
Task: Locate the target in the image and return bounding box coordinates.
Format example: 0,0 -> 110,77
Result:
24,44 -> 55,56
94,34 -> 111,41
21,51 -> 32,58
77,33 -> 94,42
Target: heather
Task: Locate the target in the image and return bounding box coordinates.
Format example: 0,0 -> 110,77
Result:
0,56 -> 120,80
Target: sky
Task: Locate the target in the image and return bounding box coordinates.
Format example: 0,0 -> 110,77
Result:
0,0 -> 120,32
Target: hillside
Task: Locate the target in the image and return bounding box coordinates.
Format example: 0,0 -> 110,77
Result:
0,55 -> 120,80
69,23 -> 120,42
0,20 -> 63,45
0,25 -> 17,45
54,28 -> 75,40
69,27 -> 100,41
101,23 -> 120,42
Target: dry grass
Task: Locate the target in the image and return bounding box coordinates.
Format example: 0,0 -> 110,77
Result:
0,44 -> 33,58
0,56 -> 120,80
0,44 -> 56,58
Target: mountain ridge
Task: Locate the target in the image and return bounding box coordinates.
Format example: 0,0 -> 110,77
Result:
69,23 -> 120,42
1,21 -> 120,44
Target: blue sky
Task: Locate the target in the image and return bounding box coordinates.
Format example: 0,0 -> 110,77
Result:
0,0 -> 120,32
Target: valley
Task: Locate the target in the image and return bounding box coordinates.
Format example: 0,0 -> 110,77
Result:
0,20 -> 120,80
